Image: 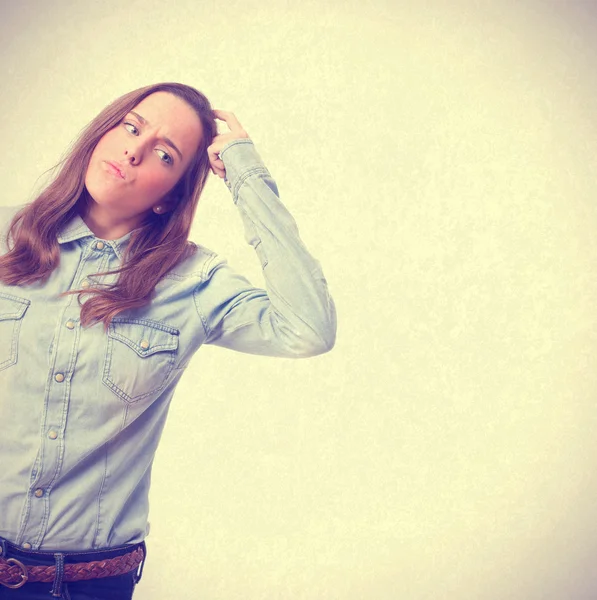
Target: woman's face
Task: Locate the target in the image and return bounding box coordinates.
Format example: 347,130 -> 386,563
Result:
84,91 -> 204,234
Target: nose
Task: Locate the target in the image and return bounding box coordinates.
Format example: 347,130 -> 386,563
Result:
124,139 -> 145,165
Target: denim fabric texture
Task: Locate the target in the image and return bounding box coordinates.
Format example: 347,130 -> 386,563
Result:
0,139 -> 336,552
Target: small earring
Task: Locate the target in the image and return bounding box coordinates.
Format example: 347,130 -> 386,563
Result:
153,206 -> 163,214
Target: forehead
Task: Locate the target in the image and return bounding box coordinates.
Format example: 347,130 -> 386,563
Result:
131,92 -> 203,158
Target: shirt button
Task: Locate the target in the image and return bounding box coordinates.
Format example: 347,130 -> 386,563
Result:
65,320 -> 75,330
22,542 -> 32,550
48,430 -> 58,440
96,241 -> 105,250
140,340 -> 150,350
81,280 -> 90,289
55,373 -> 65,383
34,488 -> 44,498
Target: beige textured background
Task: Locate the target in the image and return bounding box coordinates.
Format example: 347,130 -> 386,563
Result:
2,1 -> 597,598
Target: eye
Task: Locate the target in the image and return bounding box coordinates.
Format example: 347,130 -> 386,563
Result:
123,121 -> 139,135
156,149 -> 173,165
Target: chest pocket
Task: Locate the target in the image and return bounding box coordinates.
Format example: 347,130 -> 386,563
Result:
0,292 -> 30,372
103,318 -> 180,403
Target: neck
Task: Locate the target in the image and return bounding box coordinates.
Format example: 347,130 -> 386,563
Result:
80,200 -> 142,241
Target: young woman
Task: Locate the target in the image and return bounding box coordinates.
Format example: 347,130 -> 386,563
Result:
0,82 -> 336,599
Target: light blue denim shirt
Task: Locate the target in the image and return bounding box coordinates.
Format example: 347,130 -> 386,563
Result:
0,139 -> 336,551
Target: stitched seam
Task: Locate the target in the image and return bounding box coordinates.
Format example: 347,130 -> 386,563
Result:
102,335 -> 176,404
92,444 -> 110,549
0,318 -> 20,371
44,321 -> 81,493
193,253 -> 219,338
231,167 -> 269,204
109,318 -> 179,335
165,247 -> 216,281
219,138 -> 254,159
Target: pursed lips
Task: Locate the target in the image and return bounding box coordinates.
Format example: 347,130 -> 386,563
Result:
104,161 -> 126,180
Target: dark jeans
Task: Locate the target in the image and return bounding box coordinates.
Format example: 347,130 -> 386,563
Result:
0,536 -> 145,600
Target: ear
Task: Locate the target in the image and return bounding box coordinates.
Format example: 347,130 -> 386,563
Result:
153,190 -> 180,215
155,179 -> 187,215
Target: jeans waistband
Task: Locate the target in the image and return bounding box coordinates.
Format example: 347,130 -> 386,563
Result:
0,536 -> 144,565
0,535 -> 146,596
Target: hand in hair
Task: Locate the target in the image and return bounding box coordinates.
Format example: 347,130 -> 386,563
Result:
208,110 -> 250,178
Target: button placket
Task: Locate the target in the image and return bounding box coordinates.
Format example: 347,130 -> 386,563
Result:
17,238 -> 109,547
22,299 -> 81,545
78,239 -> 112,290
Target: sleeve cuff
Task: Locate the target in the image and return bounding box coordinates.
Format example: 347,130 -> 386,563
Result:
220,139 -> 271,197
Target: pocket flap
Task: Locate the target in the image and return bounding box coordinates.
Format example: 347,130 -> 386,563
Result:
0,292 -> 30,321
108,318 -> 179,358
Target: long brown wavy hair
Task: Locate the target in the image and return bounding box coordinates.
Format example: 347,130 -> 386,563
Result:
0,82 -> 218,328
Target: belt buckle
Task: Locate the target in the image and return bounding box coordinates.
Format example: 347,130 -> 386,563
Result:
1,557 -> 29,589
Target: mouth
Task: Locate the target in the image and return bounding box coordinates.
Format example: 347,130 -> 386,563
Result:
104,161 -> 126,179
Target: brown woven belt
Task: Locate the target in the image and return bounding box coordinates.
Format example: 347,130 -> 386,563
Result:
0,546 -> 144,589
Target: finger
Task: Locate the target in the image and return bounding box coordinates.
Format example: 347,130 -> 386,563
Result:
212,109 -> 243,132
207,143 -> 222,164
207,145 -> 224,167
209,158 -> 225,178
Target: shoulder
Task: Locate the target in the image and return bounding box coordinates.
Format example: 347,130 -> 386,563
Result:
162,242 -> 226,283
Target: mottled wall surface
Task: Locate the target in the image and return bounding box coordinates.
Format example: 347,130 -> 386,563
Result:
2,1 -> 597,598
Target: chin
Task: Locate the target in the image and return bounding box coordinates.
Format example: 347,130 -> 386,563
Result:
85,170 -> 120,206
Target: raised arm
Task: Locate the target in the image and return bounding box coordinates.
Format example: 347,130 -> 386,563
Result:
193,111 -> 337,358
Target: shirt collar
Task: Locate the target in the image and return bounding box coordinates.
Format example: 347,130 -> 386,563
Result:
57,214 -> 135,261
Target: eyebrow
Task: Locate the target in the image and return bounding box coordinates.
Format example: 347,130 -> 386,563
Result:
129,111 -> 183,162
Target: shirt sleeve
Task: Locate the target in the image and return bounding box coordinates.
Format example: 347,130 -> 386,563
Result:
192,138 -> 337,358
